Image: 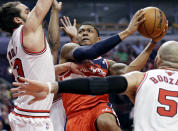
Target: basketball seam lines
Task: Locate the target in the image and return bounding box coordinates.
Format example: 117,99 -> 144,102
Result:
150,9 -> 157,36
143,19 -> 150,37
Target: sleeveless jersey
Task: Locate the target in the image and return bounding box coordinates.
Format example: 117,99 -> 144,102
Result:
59,57 -> 109,116
134,69 -> 178,131
7,25 -> 55,118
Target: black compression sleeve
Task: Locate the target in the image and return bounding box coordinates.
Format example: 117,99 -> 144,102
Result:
58,76 -> 128,95
58,78 -> 90,94
106,76 -> 128,93
73,35 -> 121,62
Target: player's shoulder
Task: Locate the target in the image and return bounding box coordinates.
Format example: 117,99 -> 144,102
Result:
124,71 -> 145,84
60,42 -> 80,58
61,42 -> 79,51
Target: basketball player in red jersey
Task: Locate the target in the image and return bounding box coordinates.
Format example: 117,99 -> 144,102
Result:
48,10 -> 166,131
53,12 -> 166,131
47,10 -> 142,131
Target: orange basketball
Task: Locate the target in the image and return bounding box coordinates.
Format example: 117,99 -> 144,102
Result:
138,7 -> 167,38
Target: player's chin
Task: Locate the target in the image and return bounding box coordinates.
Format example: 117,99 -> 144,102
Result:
79,41 -> 91,46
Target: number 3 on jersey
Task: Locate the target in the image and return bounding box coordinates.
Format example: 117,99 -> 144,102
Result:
13,58 -> 25,81
157,88 -> 178,117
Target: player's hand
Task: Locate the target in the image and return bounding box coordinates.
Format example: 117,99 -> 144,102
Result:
152,20 -> 168,43
52,0 -> 62,11
55,62 -> 86,76
60,16 -> 78,42
126,9 -> 145,35
11,77 -> 49,105
68,61 -> 97,76
69,62 -> 86,76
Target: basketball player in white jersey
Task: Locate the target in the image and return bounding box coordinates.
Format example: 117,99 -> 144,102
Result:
0,0 -> 56,130
123,40 -> 178,131
12,40 -> 178,131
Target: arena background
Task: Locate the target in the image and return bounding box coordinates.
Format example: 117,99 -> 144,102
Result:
0,0 -> 178,130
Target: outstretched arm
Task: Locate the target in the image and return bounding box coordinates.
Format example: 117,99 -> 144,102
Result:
11,76 -> 127,104
48,1 -> 62,64
11,71 -> 144,104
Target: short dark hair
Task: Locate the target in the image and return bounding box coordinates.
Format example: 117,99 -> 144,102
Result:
0,1 -> 21,33
80,23 -> 100,37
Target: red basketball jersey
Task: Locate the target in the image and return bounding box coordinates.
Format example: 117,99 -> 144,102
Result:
59,57 -> 109,116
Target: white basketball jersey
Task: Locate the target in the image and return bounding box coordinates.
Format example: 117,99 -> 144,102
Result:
50,98 -> 66,131
7,25 -> 55,118
134,69 -> 178,131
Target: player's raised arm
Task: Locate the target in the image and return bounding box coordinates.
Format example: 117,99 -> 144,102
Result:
22,0 -> 53,52
48,1 -> 62,64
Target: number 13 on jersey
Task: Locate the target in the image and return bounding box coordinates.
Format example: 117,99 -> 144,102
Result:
13,58 -> 25,81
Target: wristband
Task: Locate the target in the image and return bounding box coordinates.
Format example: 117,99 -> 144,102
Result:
47,82 -> 52,94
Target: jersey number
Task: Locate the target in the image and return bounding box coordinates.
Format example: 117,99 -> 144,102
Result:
157,88 -> 178,117
13,58 -> 25,81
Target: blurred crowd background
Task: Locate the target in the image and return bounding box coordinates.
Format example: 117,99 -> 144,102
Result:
0,0 -> 178,130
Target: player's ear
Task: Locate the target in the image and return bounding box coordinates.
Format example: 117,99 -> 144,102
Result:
13,17 -> 23,24
97,37 -> 100,41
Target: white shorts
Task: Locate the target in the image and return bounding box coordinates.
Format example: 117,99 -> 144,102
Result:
50,99 -> 66,131
8,112 -> 54,131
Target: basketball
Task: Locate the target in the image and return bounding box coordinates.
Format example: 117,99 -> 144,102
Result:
138,7 -> 167,38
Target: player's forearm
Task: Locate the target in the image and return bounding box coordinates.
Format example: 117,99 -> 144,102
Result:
50,76 -> 128,95
118,29 -> 132,41
34,0 -> 53,24
55,62 -> 71,76
24,0 -> 53,34
73,35 -> 122,62
48,8 -> 60,64
125,40 -> 156,73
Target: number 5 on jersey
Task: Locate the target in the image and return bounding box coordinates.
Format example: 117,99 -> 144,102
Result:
157,88 -> 178,117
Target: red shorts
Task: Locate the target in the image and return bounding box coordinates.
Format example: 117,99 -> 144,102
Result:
65,103 -> 119,131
